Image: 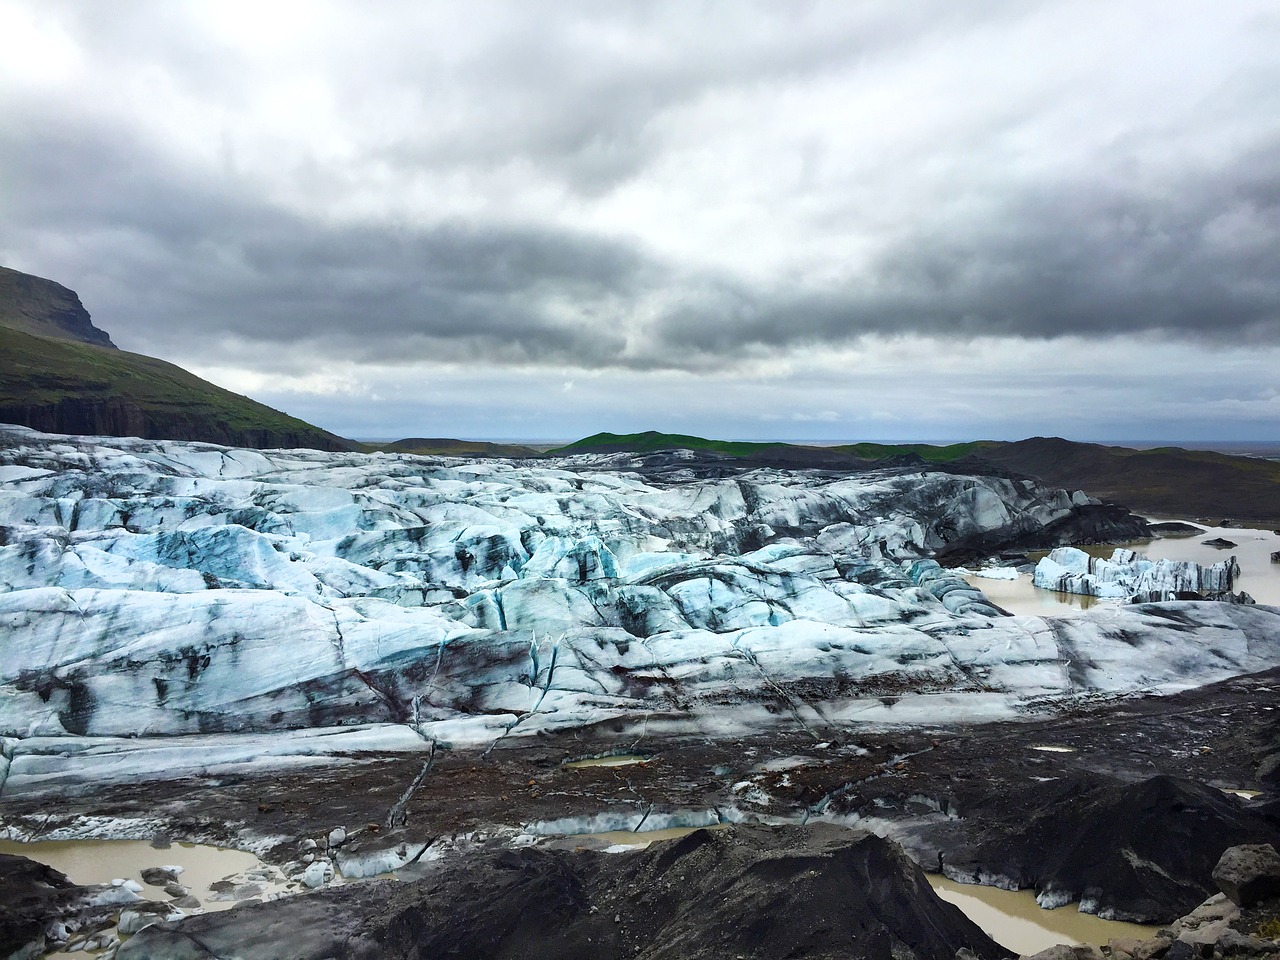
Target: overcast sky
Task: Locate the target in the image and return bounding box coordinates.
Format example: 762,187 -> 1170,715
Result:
2,1 -> 1278,442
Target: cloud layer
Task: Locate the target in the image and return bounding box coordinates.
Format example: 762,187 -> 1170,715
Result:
2,1 -> 1278,438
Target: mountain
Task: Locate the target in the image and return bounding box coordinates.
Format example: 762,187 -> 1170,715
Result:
0,266 -> 116,348
0,266 -> 356,451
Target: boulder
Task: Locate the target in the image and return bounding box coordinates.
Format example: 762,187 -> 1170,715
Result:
140,865 -> 183,886
1211,843 -> 1280,907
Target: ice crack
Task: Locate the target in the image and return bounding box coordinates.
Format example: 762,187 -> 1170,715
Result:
386,739 -> 437,830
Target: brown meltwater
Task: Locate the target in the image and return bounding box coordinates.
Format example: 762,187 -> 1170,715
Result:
929,875 -> 1159,955
564,824 -> 731,848
0,838 -> 265,906
2,838 -> 291,956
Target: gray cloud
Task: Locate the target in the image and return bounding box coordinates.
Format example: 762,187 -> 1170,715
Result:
650,141 -> 1280,359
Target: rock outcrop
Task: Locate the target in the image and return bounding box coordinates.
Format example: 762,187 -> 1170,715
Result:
949,775 -> 1280,923
0,853 -> 137,958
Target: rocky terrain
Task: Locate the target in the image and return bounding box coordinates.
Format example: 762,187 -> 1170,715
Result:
1,425 -> 1279,958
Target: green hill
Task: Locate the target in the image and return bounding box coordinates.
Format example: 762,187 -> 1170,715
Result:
834,441 -> 992,463
0,324 -> 356,451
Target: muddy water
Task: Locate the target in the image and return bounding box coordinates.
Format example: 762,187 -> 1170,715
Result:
929,875 -> 1159,955
0,838 -> 267,907
965,522 -> 1280,616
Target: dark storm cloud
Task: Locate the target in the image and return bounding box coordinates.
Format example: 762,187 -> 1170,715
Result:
0,116 -> 651,365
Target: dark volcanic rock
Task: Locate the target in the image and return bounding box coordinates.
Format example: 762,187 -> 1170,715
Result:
0,853 -> 74,959
119,825 -> 1004,960
1149,522 -> 1203,537
0,852 -> 121,958
1212,844 -> 1280,908
933,502 -> 1151,564
955,775 -> 1280,923
1203,538 -> 1239,549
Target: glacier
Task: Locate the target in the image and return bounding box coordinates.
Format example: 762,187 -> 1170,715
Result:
1,424 -> 1279,797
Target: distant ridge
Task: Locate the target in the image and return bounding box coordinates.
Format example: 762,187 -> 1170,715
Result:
370,437 -> 540,458
553,430 -> 1280,526
0,266 -> 357,451
553,430 -> 790,457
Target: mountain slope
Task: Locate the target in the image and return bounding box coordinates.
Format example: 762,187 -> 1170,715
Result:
0,325 -> 356,451
0,266 -> 356,451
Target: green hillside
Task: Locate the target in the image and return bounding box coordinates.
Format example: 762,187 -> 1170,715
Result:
834,441 -> 993,463
0,325 -> 356,451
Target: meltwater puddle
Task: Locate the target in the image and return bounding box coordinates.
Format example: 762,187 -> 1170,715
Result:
929,875 -> 1159,956
0,839 -> 268,904
562,754 -> 653,769
0,838 -> 300,957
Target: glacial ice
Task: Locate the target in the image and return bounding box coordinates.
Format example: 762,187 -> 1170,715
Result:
0,424 -> 1278,793
1034,547 -> 1242,601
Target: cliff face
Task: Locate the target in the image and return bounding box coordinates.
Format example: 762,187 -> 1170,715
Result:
0,266 -> 116,348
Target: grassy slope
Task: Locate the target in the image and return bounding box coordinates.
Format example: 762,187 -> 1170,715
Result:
0,325 -> 355,450
834,441 -> 994,463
